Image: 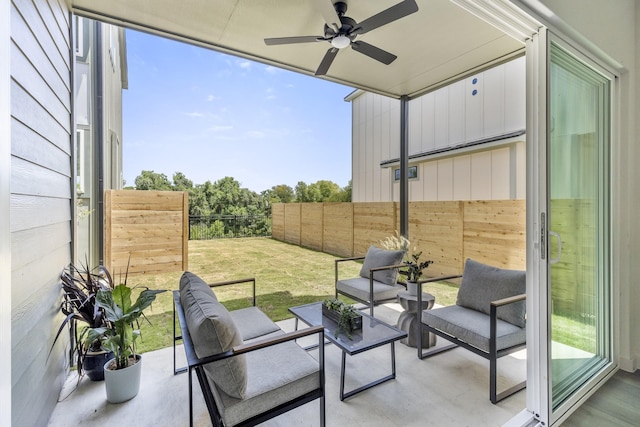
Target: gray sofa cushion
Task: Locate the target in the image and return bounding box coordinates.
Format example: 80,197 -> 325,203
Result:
180,274 -> 247,399
230,307 -> 282,341
180,271 -> 218,302
422,305 -> 526,353
337,277 -> 405,303
214,340 -> 321,426
359,245 -> 405,285
456,259 -> 526,328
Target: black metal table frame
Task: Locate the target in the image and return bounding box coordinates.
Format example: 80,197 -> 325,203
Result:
290,302 -> 406,401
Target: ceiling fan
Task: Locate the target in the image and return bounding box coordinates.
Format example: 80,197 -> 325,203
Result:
264,0 -> 419,76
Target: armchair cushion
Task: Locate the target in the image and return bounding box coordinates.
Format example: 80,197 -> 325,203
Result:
216,340 -> 321,426
456,259 -> 526,328
180,275 -> 247,399
359,245 -> 405,285
422,305 -> 526,353
336,277 -> 405,303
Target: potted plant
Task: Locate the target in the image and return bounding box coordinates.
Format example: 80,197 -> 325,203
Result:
86,272 -> 165,403
49,263 -> 114,381
379,232 -> 433,295
322,299 -> 362,339
399,251 -> 434,295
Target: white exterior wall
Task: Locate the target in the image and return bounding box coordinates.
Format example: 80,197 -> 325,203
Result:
352,57 -> 526,203
9,1 -> 73,426
3,8 -> 127,426
75,18 -> 126,266
352,92 -> 400,202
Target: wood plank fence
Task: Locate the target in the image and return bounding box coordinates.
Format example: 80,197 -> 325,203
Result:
104,190 -> 188,276
272,200 -> 526,277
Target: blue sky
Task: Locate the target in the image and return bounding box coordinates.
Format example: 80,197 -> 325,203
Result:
123,30 -> 354,193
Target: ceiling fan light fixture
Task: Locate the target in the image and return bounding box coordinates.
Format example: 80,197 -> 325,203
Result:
331,35 -> 351,49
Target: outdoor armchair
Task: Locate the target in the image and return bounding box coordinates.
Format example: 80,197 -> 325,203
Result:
417,259 -> 526,403
174,272 -> 325,427
335,245 -> 406,316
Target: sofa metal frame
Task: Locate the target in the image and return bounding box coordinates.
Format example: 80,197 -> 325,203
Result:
416,276 -> 526,404
335,256 -> 406,316
173,278 -> 326,427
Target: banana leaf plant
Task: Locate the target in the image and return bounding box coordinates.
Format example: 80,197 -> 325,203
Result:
86,279 -> 166,370
48,263 -> 114,374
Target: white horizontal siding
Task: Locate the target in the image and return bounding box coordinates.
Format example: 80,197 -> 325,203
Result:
1,0 -> 11,423
10,194 -> 70,233
10,0 -> 72,426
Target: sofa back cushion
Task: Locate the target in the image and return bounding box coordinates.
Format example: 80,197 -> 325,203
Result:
359,246 -> 405,285
456,259 -> 526,328
180,272 -> 247,399
180,271 -> 218,301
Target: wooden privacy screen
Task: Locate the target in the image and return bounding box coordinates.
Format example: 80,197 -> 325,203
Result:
272,201 -> 525,277
104,190 -> 188,276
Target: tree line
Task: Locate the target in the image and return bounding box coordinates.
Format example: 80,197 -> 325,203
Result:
129,170 -> 352,218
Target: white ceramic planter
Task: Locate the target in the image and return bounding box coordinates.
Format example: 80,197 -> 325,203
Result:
406,281 -> 418,295
103,355 -> 142,403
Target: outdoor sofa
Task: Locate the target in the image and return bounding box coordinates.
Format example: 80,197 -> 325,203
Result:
417,259 -> 527,403
174,271 -> 325,426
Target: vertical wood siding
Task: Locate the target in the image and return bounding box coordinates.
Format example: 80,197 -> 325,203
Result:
10,0 -> 72,425
351,57 -> 526,204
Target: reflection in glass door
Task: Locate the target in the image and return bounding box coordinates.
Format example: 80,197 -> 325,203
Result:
548,42 -> 612,413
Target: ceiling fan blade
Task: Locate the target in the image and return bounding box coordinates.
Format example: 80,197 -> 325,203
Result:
265,36 -> 324,46
312,0 -> 341,30
354,0 -> 419,35
351,41 -> 397,65
315,47 -> 339,76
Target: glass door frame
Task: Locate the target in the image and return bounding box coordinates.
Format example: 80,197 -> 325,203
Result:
526,28 -> 619,426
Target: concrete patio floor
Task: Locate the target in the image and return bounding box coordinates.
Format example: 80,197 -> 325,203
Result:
47,303 -> 527,427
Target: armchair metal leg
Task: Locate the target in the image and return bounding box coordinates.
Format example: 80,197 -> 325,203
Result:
417,321 -> 457,359
490,356 -> 526,403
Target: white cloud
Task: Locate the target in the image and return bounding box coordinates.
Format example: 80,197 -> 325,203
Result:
264,66 -> 279,74
236,60 -> 252,70
246,130 -> 266,138
208,125 -> 233,132
206,94 -> 220,102
184,111 -> 205,117
265,87 -> 277,100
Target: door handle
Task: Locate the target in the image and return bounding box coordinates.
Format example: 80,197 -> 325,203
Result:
549,231 -> 562,264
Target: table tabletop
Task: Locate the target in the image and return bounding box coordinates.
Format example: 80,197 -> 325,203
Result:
289,302 -> 407,356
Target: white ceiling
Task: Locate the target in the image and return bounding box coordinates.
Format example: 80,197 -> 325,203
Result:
70,0 -> 527,98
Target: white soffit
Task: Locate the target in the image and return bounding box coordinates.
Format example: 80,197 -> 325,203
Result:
69,0 -> 528,98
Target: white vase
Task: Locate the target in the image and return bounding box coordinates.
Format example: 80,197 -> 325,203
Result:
103,355 -> 142,403
406,281 -> 418,295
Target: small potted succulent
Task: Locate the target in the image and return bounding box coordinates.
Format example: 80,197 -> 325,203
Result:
322,298 -> 362,339
86,270 -> 165,403
49,263 -> 114,382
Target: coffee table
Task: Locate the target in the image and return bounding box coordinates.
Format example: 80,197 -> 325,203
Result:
289,302 -> 407,401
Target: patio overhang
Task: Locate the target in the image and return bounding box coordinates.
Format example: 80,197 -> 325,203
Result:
67,0 -> 537,99
67,0 -> 540,237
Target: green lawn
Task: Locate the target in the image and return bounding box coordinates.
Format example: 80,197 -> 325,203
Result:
132,237 -> 460,353
130,237 -> 594,355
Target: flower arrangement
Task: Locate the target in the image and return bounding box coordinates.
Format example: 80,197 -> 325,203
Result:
380,231 -> 433,283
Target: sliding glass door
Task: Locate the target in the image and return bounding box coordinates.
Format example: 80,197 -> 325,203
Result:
547,39 -> 613,421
